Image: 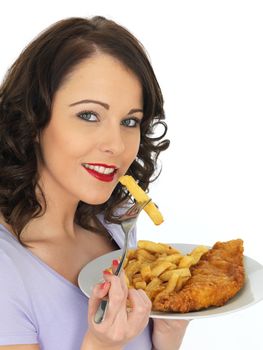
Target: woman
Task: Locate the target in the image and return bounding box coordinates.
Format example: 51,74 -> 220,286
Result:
0,16 -> 189,349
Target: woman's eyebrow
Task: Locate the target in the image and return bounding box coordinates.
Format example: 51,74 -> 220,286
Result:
69,99 -> 109,109
69,99 -> 143,114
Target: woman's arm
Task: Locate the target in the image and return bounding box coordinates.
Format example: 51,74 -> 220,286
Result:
81,331 -> 123,350
151,319 -> 190,350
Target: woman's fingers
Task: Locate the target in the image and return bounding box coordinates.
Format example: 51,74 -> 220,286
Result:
103,274 -> 128,320
104,260 -> 129,301
89,259 -> 130,325
111,259 -> 119,274
87,275 -> 153,347
128,288 -> 152,310
88,281 -> 111,320
88,260 -> 153,345
126,288 -> 152,333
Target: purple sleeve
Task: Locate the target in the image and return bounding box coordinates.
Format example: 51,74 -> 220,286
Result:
0,250 -> 38,345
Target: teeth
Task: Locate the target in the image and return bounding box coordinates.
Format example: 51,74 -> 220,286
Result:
104,168 -> 113,174
83,164 -> 115,175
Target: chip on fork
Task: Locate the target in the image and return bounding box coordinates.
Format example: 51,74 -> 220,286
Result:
94,198 -> 151,324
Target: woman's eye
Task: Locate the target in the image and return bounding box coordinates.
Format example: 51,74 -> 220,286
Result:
76,111 -> 99,122
121,118 -> 141,128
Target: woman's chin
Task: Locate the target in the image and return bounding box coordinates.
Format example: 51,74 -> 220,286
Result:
80,194 -> 112,206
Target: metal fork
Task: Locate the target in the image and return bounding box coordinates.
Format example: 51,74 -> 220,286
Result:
94,198 -> 151,324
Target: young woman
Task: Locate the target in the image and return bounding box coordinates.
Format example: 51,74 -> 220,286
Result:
0,16 -> 189,350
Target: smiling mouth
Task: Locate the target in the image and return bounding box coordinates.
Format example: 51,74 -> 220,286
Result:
81,163 -> 118,182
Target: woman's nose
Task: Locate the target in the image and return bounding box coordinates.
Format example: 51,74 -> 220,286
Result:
99,125 -> 125,155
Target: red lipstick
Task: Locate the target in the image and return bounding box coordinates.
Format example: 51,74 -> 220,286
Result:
82,163 -> 117,183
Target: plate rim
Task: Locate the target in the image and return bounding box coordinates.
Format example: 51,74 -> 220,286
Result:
78,242 -> 263,319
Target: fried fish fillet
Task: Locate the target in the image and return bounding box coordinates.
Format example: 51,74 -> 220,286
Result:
152,239 -> 245,313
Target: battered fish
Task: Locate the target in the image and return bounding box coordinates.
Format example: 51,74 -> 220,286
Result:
153,239 -> 245,313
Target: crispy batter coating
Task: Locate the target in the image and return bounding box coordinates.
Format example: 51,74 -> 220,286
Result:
152,239 -> 245,313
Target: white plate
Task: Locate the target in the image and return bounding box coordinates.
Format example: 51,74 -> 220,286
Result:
78,243 -> 263,319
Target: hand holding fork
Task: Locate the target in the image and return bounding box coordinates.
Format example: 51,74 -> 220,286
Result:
94,199 -> 151,324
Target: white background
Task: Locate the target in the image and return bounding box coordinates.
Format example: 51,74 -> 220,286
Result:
1,1 -> 262,349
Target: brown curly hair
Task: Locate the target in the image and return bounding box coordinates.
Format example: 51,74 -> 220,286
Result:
0,16 -> 169,246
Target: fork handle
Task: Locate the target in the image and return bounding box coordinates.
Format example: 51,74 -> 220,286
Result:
93,256 -> 125,324
93,254 -> 126,324
94,298 -> 109,324
94,226 -> 131,324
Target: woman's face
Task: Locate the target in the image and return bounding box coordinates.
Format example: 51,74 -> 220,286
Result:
38,53 -> 143,205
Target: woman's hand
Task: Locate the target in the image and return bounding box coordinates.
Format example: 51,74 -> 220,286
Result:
152,318 -> 190,350
82,260 -> 152,350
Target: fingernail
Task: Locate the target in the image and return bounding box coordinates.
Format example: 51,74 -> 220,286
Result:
103,269 -> 112,275
112,259 -> 119,267
100,281 -> 110,289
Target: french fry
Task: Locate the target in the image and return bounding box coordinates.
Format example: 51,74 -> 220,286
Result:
125,261 -> 141,283
190,246 -> 209,264
144,201 -> 164,226
175,276 -> 190,291
151,261 -> 173,277
159,243 -> 181,254
127,249 -> 137,260
145,278 -> 162,300
112,240 -> 209,306
159,268 -> 191,282
156,253 -> 182,264
136,249 -> 156,262
125,274 -> 130,288
134,281 -> 147,290
140,264 -> 152,282
178,255 -> 195,268
118,175 -> 164,225
165,272 -> 180,293
119,175 -> 150,202
138,240 -> 177,255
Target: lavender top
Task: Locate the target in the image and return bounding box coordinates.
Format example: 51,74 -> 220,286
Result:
0,221 -> 153,349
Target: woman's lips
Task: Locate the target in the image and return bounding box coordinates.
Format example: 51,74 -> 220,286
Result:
82,165 -> 117,182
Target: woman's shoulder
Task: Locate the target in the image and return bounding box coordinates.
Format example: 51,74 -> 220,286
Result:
0,225 -> 39,345
0,223 -> 33,281
0,226 -> 22,274
0,233 -> 29,302
0,222 -> 22,250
